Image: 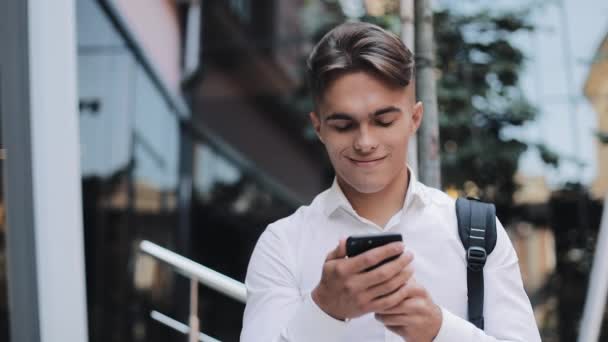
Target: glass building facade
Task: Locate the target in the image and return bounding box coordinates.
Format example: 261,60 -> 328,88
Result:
76,0 -> 319,341
0,0 -> 331,338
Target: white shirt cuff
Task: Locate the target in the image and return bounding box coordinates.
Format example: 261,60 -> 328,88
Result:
433,307 -> 475,342
285,293 -> 348,341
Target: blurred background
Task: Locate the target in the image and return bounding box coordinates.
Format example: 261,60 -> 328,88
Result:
1,0 -> 608,341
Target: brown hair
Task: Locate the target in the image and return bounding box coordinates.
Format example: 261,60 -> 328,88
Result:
306,22 -> 414,107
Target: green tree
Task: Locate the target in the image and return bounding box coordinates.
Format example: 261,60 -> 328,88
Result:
434,9 -> 542,215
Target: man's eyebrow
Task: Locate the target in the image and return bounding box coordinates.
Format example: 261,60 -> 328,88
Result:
373,106 -> 402,117
325,113 -> 353,122
325,106 -> 402,122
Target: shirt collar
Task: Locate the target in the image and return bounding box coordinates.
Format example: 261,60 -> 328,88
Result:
322,165 -> 429,218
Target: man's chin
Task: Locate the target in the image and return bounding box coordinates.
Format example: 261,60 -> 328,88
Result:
343,179 -> 388,195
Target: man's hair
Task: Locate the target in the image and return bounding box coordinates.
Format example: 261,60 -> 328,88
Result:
306,22 -> 414,107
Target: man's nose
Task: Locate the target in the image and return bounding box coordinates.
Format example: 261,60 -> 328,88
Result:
353,126 -> 378,153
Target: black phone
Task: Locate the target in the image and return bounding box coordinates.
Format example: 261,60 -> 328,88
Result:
346,233 -> 403,270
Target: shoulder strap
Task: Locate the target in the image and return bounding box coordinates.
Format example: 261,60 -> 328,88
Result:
455,197 -> 497,330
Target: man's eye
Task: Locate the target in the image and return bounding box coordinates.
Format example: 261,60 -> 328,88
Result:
334,124 -> 353,131
377,120 -> 394,127
329,120 -> 354,131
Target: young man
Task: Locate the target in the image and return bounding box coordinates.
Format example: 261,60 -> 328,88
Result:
240,22 -> 541,341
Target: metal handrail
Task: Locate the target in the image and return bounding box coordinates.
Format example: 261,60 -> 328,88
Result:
140,240 -> 246,303
150,310 -> 221,342
139,240 -> 247,342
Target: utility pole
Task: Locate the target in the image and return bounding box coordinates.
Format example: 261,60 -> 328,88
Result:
578,193 -> 608,342
401,0 -> 418,175
414,0 -> 441,188
557,0 -> 582,181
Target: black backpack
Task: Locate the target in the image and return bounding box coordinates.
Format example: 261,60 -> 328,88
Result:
455,197 -> 498,330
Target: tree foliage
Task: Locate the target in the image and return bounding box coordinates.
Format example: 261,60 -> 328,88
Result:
434,9 -> 542,215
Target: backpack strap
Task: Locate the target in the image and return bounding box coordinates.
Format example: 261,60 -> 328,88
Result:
455,197 -> 497,330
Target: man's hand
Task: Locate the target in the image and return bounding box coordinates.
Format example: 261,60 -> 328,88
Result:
311,239 -> 414,321
374,278 -> 443,342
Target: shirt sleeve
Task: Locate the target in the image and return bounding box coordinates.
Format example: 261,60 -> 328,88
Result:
433,219 -> 542,342
240,227 -> 348,342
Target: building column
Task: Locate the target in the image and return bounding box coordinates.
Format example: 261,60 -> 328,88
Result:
0,0 -> 89,341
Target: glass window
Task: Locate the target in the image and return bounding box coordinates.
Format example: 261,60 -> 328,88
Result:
78,48 -> 136,342
193,144 -> 242,201
77,1 -> 300,341
133,65 -> 179,204
130,63 -> 181,342
77,1 -> 179,341
190,140 -> 294,340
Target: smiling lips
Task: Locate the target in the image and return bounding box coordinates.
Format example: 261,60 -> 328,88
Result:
347,156 -> 387,167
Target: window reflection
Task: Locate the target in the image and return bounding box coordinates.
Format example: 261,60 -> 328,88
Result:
194,144 -> 242,203
77,1 -> 300,341
133,65 -> 179,214
190,141 -> 294,339
78,1 -> 178,341
130,64 -> 181,341
79,52 -> 132,179
77,1 -> 137,339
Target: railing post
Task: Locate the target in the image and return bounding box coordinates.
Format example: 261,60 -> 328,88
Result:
139,240 -> 247,341
189,277 -> 200,342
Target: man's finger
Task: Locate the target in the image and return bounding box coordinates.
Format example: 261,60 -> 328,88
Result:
381,296 -> 427,315
375,313 -> 406,326
376,281 -> 427,314
367,278 -> 413,312
348,242 -> 404,272
358,251 -> 414,288
325,239 -> 347,260
364,264 -> 414,299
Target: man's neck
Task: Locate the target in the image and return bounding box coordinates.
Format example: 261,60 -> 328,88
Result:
338,167 -> 410,228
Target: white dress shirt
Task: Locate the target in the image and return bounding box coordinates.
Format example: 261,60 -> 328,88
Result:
241,169 -> 541,341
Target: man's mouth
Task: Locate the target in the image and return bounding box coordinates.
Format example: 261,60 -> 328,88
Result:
347,156 -> 387,167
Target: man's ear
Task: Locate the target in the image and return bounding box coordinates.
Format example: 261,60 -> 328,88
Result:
309,112 -> 324,144
410,101 -> 424,134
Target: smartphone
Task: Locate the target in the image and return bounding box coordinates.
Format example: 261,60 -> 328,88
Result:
346,233 -> 403,271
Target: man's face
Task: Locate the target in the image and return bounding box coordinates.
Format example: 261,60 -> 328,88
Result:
310,71 -> 423,194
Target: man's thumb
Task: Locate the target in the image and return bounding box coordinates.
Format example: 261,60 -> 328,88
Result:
326,238 -> 347,260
